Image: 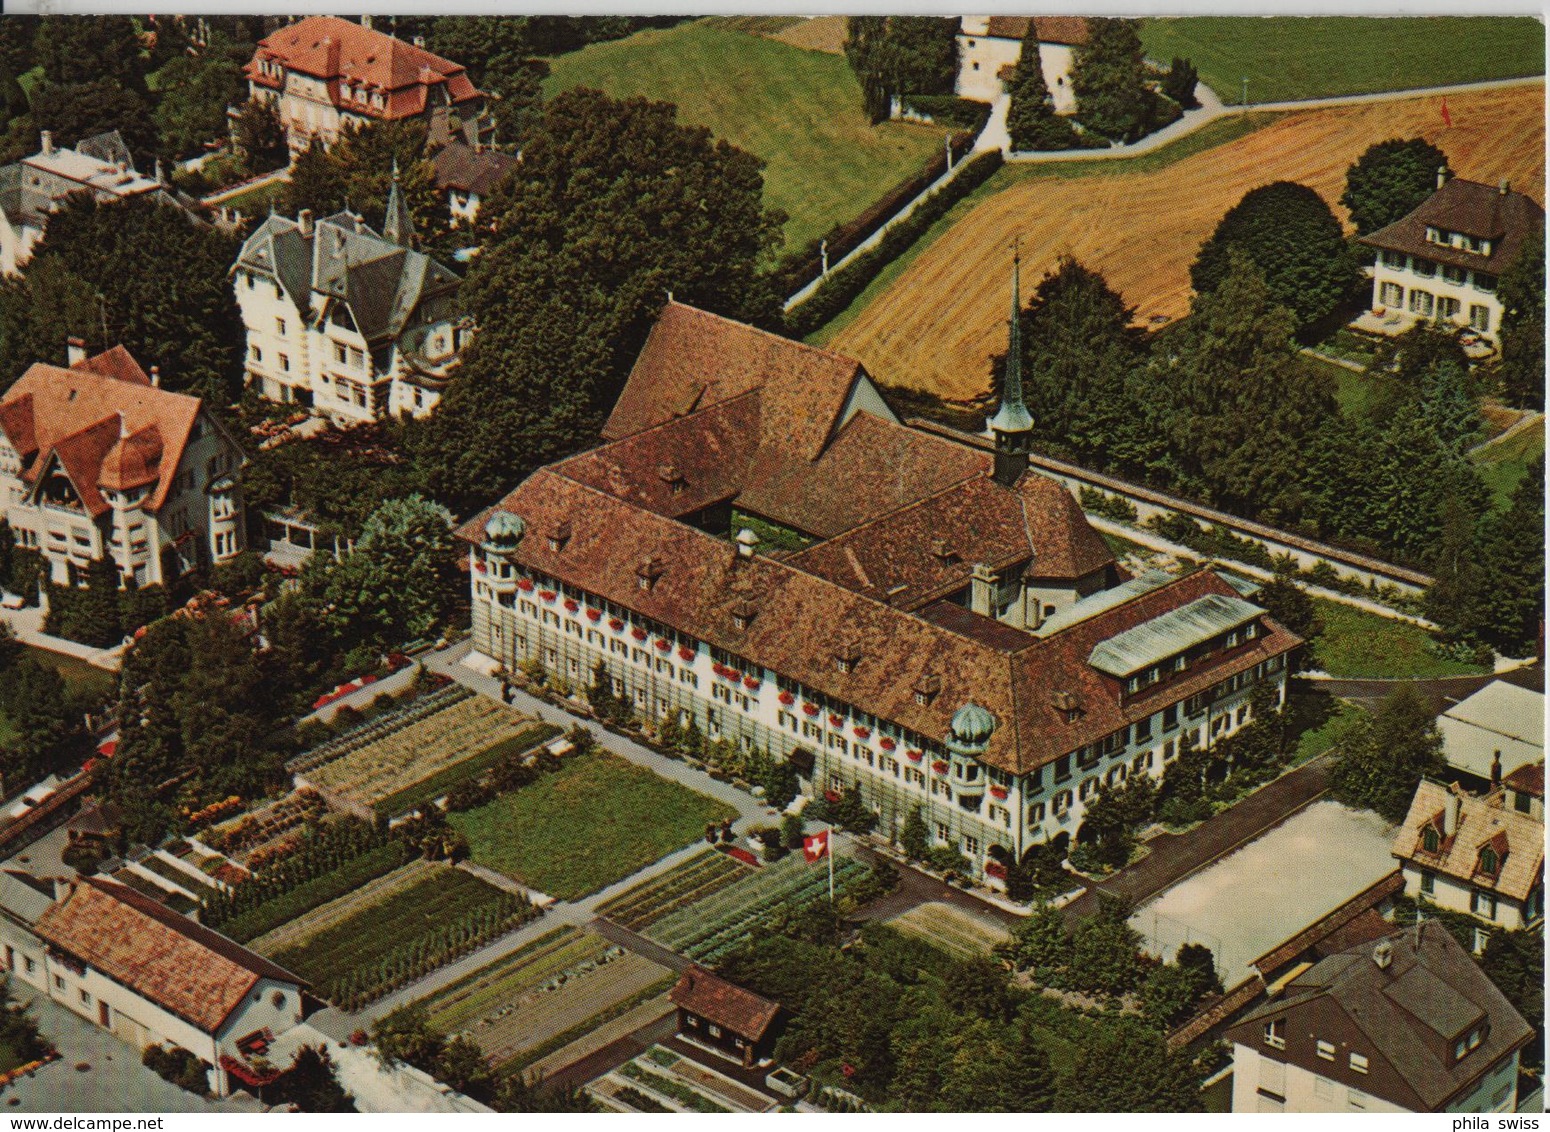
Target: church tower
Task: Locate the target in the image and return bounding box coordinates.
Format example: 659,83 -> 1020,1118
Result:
988,249 -> 1032,489
383,159 -> 415,248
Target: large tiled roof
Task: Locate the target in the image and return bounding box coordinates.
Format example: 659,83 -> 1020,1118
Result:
235,211 -> 460,346
1392,780 -> 1543,903
1229,922 -> 1533,1111
246,16 -> 482,116
0,348 -> 202,516
1504,761 -> 1543,799
1360,177 -> 1544,276
981,16 -> 1091,44
33,877 -> 304,1036
431,141 -> 519,197
670,966 -> 780,1040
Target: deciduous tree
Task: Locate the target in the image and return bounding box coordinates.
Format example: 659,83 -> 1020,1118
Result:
1341,137 -> 1448,235
1497,221 -> 1545,410
1071,18 -> 1151,142
1329,683 -> 1444,822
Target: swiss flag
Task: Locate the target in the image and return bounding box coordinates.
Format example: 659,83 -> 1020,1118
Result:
803,829 -> 830,863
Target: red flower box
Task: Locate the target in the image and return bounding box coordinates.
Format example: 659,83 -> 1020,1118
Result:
632,627 -> 648,641
539,590 -> 557,602
906,749 -> 923,762
990,785 -> 1009,801
678,646 -> 695,662
474,559 -> 487,573
829,714 -> 844,728
853,726 -> 871,740
563,598 -> 579,613
779,691 -> 795,706
743,676 -> 760,690
655,639 -> 671,652
985,861 -> 1008,880
932,760 -> 949,774
824,789 -> 843,804
879,737 -> 896,751
803,703 -> 820,716
586,608 -> 602,621
517,578 -> 534,592
609,618 -> 625,632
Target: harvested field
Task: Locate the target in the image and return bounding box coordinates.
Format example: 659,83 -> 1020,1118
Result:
830,83 -> 1545,401
305,696 -> 537,809
247,858 -> 441,955
594,849 -> 751,932
885,901 -> 1011,960
763,15 -> 847,55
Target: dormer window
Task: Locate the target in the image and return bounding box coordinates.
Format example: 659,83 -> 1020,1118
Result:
835,641 -> 861,674
731,598 -> 757,631
1453,1023 -> 1488,1061
636,555 -> 665,591
1426,226 -> 1445,245
1263,1018 -> 1286,1049
657,463 -> 686,495
913,673 -> 941,706
1478,845 -> 1500,876
1422,825 -> 1440,853
545,521 -> 571,554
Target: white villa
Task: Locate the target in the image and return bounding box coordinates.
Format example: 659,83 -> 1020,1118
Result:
956,17 -> 1089,114
232,184 -> 466,423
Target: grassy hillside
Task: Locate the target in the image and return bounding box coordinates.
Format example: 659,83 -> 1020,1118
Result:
543,20 -> 942,253
1472,416 -> 1545,512
1140,17 -> 1544,104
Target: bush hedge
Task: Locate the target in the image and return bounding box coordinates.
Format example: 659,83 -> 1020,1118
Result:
901,95 -> 993,133
785,150 -> 1004,338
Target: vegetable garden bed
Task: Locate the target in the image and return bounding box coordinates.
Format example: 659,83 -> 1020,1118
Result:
135,853 -> 220,898
216,839 -> 416,944
884,901 -> 1011,960
594,849 -> 750,932
370,722 -> 561,819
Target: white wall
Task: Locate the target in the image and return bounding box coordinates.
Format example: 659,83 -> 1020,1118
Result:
956,34 -> 1078,114
1370,254 -> 1503,340
1231,1043 -> 1408,1113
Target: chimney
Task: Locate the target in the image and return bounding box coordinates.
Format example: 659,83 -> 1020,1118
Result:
1444,785 -> 1462,837
1436,164 -> 1449,190
1499,178 -> 1510,196
1372,939 -> 1393,971
66,336 -> 86,366
734,528 -> 758,558
298,208 -> 314,238
414,35 -> 426,48
40,131 -> 53,156
360,14 -> 372,30
154,158 -> 165,185
149,365 -> 161,388
970,562 -> 996,617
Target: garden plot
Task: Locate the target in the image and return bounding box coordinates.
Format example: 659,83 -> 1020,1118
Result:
594,849 -> 751,932
247,857 -> 443,955
304,696 -> 541,814
202,790 -> 327,866
885,901 -> 1011,960
416,924 -> 673,1069
647,851 -> 871,964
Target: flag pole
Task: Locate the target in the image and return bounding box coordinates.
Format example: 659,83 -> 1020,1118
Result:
827,822 -> 835,903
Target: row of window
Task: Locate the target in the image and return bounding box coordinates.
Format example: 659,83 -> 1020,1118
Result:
1377,282 -> 1493,331
1422,227 -> 1494,258
1123,622 -> 1261,694
1382,248 -> 1497,291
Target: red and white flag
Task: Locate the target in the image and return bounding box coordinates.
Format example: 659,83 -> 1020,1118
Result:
803,829 -> 830,863
1440,97 -> 1452,128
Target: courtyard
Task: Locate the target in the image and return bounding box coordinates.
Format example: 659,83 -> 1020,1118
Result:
1129,798 -> 1398,986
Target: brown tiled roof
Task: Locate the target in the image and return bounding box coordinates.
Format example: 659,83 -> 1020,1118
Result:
1360,177 -> 1544,276
1392,781 -> 1544,903
431,140 -> 519,197
0,348 -> 202,516
33,877 -> 304,1035
1228,922 -> 1533,1112
982,16 -> 1091,45
603,302 -> 866,463
670,966 -> 780,1040
247,16 -> 482,117
1504,761 -> 1544,798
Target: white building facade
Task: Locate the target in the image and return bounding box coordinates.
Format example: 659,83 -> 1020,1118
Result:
956,17 -> 1087,113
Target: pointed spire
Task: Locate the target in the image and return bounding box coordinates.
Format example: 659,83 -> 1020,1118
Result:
384,157 -> 414,247
989,241 -> 1033,488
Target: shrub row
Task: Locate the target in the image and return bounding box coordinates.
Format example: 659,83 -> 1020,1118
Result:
1079,486 -> 1139,523
203,819 -> 398,931
371,722 -> 562,819
900,94 -> 993,133
785,150 -> 1004,338
315,896 -> 540,1011
213,839 -> 414,943
772,130 -> 977,298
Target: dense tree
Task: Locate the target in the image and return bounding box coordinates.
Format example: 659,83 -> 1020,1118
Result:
1161,57 -> 1199,109
0,17 -> 36,78
944,956 -> 1012,1022
1191,181 -> 1359,328
1,193 -> 243,403
1005,24 -> 1078,152
1418,355 -> 1479,455
0,653 -> 79,786
900,805 -> 930,861
999,901 -> 1068,973
1480,928 -> 1543,1070
1497,222 -> 1545,410
34,16 -> 147,93
1070,18 -> 1152,143
281,120 -> 440,239
1470,457 -> 1545,657
152,35 -> 249,158
1341,137 -> 1448,235
1077,775 -> 1156,868
274,1045 -> 356,1112
232,97 -> 289,175
1068,899 -> 1146,996
26,80 -> 158,168
410,89 -> 784,514
1053,1016 -> 1204,1112
1329,684 -> 1444,822
1255,575 -> 1321,643
843,16 -> 958,122
423,17 -> 548,142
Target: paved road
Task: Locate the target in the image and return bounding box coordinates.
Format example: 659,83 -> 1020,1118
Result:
1064,752 -> 1334,923
587,918 -> 692,975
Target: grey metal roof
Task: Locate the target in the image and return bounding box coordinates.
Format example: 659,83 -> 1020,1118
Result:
1089,592 -> 1265,677
0,870 -> 56,927
1033,569 -> 1173,638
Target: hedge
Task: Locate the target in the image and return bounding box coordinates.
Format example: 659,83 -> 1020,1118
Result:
785,150 -> 1004,338
901,94 -> 993,133
215,839 -> 415,943
370,722 -> 562,819
772,129 -> 978,298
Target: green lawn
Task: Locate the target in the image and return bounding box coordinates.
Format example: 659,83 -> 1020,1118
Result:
450,751 -> 736,901
542,20 -> 943,253
807,113 -> 1282,346
1290,695 -> 1368,763
1472,416 -> 1544,512
1310,598 -> 1489,679
1306,355 -> 1407,421
1139,17 -> 1544,105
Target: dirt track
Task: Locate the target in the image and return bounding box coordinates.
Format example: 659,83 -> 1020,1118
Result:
830,82 -> 1545,401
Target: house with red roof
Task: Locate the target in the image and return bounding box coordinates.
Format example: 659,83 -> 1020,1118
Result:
670,966 -> 782,1068
0,875 -> 305,1097
245,16 -> 490,155
0,341 -> 246,591
957,17 -> 1091,114
459,272 -> 1299,884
